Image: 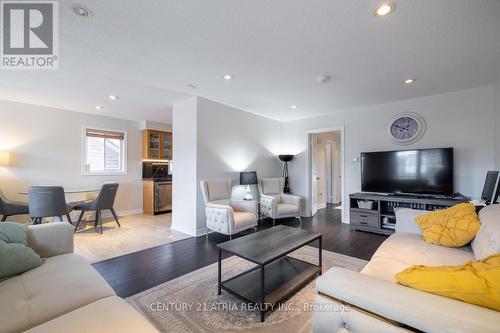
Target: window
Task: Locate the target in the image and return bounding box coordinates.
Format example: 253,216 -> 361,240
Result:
83,128 -> 126,175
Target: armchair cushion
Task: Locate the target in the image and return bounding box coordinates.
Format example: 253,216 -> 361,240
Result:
281,193 -> 301,207
201,180 -> 231,202
277,204 -> 299,216
260,178 -> 283,195
233,212 -> 257,230
229,200 -> 258,215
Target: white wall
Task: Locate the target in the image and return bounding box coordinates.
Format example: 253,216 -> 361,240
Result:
495,76 -> 500,168
0,100 -> 145,216
282,86 -> 496,221
172,97 -> 282,236
171,97 -> 199,235
140,120 -> 172,132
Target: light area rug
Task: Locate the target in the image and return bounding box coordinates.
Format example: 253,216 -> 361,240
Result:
74,213 -> 190,263
127,246 -> 367,333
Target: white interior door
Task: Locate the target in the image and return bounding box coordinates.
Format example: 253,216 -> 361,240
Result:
325,143 -> 333,204
333,142 -> 341,203
311,136 -> 319,216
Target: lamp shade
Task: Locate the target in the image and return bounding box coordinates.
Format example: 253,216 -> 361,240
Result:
240,171 -> 257,185
278,154 -> 294,162
0,152 -> 10,166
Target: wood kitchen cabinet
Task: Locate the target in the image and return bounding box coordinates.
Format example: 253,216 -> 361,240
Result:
142,130 -> 172,160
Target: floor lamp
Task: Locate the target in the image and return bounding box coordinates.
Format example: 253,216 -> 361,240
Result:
278,155 -> 293,193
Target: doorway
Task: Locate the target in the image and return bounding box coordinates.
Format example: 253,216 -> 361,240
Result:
307,128 -> 344,222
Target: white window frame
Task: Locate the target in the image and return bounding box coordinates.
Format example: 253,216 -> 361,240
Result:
82,126 -> 127,176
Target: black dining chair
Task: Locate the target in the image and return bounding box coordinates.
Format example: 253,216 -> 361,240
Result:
28,186 -> 73,224
72,183 -> 120,234
0,190 -> 29,221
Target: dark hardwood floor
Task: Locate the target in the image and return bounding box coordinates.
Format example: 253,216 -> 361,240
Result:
93,204 -> 387,298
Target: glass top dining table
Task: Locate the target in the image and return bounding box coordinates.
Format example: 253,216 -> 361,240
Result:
19,188 -> 99,195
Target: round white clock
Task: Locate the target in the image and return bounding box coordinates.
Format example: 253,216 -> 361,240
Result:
388,112 -> 426,145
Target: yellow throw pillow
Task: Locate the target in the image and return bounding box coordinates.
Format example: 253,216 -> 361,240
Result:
415,203 -> 480,247
396,254 -> 500,311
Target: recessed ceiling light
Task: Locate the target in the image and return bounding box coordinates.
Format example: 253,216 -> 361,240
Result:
317,75 -> 331,83
291,105 -> 297,109
403,78 -> 416,84
223,74 -> 233,80
373,3 -> 396,17
95,106 -> 103,110
71,4 -> 92,17
109,95 -> 119,100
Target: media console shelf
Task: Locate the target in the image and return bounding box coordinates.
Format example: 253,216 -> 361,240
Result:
349,192 -> 468,235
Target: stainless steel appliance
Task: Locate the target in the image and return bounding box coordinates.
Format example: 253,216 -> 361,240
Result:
154,181 -> 172,213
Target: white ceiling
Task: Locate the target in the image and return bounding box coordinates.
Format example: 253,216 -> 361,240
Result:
1,0 -> 500,122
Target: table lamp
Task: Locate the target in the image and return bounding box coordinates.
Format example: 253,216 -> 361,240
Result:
240,171 -> 257,200
0,152 -> 10,166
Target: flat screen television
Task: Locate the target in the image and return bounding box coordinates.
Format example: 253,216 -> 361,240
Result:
361,148 -> 454,196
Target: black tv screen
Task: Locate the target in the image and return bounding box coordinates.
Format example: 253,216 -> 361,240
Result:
361,148 -> 454,195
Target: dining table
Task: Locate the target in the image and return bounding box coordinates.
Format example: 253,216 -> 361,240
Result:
19,187 -> 100,225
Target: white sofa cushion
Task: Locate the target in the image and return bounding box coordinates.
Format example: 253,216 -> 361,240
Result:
472,204 -> 500,260
361,233 -> 474,282
316,267 -> 500,333
24,296 -> 158,333
394,208 -> 425,235
0,254 -> 115,333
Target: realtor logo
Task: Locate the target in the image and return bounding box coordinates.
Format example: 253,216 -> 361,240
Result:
1,0 -> 58,69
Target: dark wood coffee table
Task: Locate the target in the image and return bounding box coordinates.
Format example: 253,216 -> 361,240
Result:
217,225 -> 322,322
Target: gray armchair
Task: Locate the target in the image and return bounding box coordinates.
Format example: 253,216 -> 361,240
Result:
200,179 -> 258,239
258,177 -> 302,227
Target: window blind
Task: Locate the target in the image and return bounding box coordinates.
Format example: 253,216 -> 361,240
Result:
85,128 -> 125,140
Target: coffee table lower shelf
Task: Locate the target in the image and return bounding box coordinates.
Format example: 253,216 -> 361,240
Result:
220,256 -> 321,321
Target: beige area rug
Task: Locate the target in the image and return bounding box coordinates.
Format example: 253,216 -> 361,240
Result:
128,246 -> 367,333
74,213 -> 190,263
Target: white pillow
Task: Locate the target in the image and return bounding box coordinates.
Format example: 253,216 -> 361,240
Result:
472,204 -> 500,260
395,208 -> 426,235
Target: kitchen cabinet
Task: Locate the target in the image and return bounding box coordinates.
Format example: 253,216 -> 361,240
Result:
142,130 -> 172,160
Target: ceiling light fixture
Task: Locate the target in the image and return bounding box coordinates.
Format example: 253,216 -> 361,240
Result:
109,95 -> 119,100
186,84 -> 197,89
291,105 -> 297,109
223,74 -> 233,80
403,78 -> 416,84
71,4 -> 93,17
317,75 -> 331,83
95,106 -> 103,110
373,2 -> 396,17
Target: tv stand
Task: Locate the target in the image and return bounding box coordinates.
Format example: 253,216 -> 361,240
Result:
349,192 -> 469,235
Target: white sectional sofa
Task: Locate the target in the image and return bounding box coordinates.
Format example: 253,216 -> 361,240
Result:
0,223 -> 158,333
313,204 -> 500,333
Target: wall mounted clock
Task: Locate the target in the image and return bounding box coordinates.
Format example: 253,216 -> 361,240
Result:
388,112 -> 426,145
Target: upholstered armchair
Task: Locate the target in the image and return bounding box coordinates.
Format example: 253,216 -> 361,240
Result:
200,179 -> 258,239
258,177 -> 302,227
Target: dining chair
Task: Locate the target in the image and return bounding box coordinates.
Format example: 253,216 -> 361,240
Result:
28,186 -> 73,224
0,190 -> 29,221
72,183 -> 120,234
